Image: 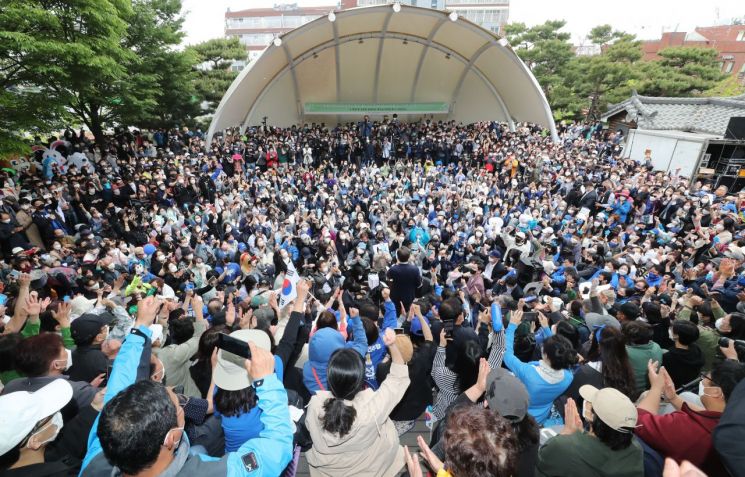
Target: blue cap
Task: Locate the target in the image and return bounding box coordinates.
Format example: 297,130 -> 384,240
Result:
410,315 -> 431,336
489,250 -> 501,258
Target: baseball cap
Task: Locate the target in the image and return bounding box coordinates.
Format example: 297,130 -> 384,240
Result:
619,302 -> 640,320
70,312 -> 115,344
11,246 -> 25,255
0,380 -> 73,455
485,368 -> 529,422
409,315 -> 430,336
213,329 -> 272,391
579,385 -> 638,432
69,295 -> 97,318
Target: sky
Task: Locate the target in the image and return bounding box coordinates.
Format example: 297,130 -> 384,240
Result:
180,0 -> 745,46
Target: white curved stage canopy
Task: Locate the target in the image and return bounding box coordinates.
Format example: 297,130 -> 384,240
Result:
208,3 -> 557,142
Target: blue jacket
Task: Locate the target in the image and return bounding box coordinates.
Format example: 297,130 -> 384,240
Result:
408,226 -> 430,248
503,323 -> 573,424
303,315 -> 367,394
80,326 -> 293,477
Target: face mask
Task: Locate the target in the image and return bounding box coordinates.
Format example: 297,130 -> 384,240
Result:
53,243 -> 62,251
168,264 -> 177,273
698,381 -> 722,398
582,400 -> 593,422
107,263 -> 116,271
54,349 -> 72,371
1,219 -> 10,224
715,317 -> 728,332
30,412 -> 64,448
604,266 -> 613,273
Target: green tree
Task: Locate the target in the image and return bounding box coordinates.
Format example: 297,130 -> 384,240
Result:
705,74 -> 745,97
633,47 -> 726,97
1,0 -> 196,150
503,20 -> 575,110
187,37 -> 246,113
567,34 -> 642,120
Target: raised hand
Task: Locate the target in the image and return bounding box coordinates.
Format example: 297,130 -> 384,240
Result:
561,398 -> 583,435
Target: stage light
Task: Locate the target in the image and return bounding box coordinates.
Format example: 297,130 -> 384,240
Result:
392,2 -> 401,13
273,37 -> 282,47
328,11 -> 336,22
448,11 -> 458,21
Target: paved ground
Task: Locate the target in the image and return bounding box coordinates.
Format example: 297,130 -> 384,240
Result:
295,416 -> 431,475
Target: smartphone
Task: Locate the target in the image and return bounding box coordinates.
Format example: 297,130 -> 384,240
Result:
0,294 -> 7,306
524,296 -> 537,303
101,362 -> 114,387
523,312 -> 538,322
394,328 -> 405,335
217,333 -> 252,359
442,319 -> 455,338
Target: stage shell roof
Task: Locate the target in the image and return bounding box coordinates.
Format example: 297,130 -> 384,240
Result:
208,4 -> 557,141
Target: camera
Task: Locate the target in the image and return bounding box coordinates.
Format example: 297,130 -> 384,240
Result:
718,337 -> 745,356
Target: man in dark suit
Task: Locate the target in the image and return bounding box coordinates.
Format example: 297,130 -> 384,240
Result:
578,182 -> 599,214
386,246 -> 421,311
493,274 -> 524,301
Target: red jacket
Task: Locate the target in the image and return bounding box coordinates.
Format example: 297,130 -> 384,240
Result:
636,404 -> 725,476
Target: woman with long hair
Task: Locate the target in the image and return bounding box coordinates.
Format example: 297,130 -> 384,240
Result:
563,326 -> 638,410
305,329 -> 410,477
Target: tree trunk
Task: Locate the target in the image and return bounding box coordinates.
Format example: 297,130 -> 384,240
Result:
88,107 -> 107,154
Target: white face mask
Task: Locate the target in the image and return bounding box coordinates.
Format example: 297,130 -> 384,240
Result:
582,400 -> 593,422
168,264 -> 177,273
698,381 -> 721,398
54,349 -> 72,371
715,318 -> 728,332
30,412 -> 64,448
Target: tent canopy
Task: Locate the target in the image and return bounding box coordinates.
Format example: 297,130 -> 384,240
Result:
208,4 -> 557,142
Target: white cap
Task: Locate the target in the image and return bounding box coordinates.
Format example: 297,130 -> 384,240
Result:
69,295 -> 97,319
213,330 -> 272,391
161,284 -> 176,300
0,380 -> 73,455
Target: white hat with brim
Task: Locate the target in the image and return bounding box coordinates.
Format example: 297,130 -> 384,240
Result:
579,385 -> 638,432
213,329 -> 272,391
0,379 -> 73,455
69,295 -> 97,319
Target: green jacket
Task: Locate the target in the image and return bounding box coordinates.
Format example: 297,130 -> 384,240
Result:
536,432 -> 643,477
677,307 -> 722,372
626,341 -> 664,392
20,320 -> 76,350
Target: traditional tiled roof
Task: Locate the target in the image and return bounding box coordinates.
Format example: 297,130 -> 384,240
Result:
601,91 -> 745,136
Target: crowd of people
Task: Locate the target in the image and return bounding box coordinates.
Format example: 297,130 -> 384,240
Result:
0,116 -> 744,477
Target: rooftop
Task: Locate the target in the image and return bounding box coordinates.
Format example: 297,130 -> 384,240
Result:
601,91 -> 745,136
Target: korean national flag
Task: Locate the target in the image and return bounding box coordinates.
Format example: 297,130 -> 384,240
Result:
279,262 -> 300,309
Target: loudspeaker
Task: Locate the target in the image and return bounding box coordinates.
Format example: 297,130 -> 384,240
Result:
725,117 -> 745,140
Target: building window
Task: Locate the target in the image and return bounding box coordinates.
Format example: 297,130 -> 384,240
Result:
724,61 -> 734,73
737,31 -> 745,41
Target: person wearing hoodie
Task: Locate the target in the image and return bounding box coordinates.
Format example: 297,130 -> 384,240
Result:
662,320 -> 705,389
305,328 -> 410,477
303,307 -> 367,395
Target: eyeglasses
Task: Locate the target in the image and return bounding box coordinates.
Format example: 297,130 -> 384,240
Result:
699,373 -> 719,388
